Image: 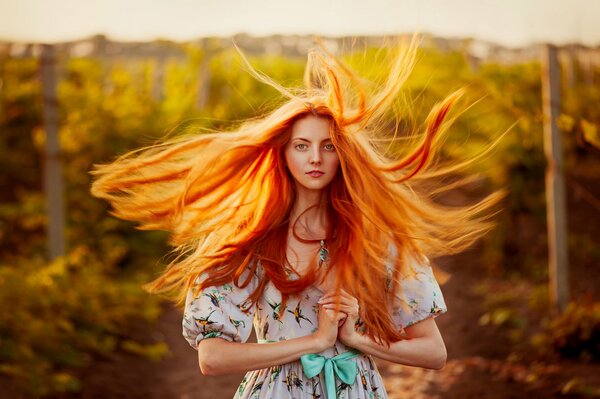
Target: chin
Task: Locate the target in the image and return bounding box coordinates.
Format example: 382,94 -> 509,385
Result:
301,181 -> 333,191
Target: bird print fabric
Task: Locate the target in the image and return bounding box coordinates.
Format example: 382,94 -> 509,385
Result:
182,252 -> 447,398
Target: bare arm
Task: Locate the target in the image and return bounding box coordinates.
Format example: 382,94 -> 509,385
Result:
198,334 -> 319,376
196,304 -> 346,376
344,317 -> 447,370
320,290 -> 447,370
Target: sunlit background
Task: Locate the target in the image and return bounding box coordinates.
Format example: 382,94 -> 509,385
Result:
1,1 -> 599,398
1,0 -> 600,47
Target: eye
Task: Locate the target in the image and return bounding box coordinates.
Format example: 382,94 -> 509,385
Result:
324,143 -> 335,151
295,143 -> 308,150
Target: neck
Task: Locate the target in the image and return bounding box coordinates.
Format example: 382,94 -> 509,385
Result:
289,185 -> 329,239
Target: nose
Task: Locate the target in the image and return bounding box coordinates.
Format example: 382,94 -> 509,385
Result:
309,147 -> 322,165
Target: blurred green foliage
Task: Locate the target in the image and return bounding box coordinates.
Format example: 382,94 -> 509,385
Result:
1,41 -> 599,396
0,246 -> 164,395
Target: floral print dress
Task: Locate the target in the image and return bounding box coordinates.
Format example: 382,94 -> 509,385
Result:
182,248 -> 447,399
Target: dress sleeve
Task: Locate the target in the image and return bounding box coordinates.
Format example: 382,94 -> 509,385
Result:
388,251 -> 448,330
182,262 -> 260,350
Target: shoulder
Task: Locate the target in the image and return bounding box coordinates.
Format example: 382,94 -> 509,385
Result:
188,255 -> 264,295
384,242 -> 429,276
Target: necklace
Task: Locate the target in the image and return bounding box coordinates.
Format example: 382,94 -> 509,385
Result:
318,239 -> 329,267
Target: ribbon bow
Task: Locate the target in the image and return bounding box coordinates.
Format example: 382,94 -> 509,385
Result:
300,350 -> 359,399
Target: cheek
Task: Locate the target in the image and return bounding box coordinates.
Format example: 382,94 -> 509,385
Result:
327,153 -> 340,171
284,149 -> 302,174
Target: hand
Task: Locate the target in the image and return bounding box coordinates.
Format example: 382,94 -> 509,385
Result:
318,289 -> 361,347
313,303 -> 347,352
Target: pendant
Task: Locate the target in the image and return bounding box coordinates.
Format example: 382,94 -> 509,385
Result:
318,239 -> 329,267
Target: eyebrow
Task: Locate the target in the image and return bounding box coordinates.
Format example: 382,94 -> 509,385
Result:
293,138 -> 332,143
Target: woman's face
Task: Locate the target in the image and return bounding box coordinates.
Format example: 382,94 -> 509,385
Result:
284,115 -> 340,192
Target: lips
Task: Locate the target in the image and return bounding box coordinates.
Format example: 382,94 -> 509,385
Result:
307,170 -> 324,177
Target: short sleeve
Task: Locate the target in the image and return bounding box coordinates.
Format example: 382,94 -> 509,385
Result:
182,262 -> 260,350
389,252 -> 448,330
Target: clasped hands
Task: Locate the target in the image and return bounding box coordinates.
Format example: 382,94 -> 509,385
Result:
315,289 -> 361,348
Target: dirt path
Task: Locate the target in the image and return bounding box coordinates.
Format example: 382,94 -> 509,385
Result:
68,301 -> 246,399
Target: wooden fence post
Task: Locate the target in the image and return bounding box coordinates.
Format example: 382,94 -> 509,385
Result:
196,51 -> 211,110
40,44 -> 66,260
542,44 -> 569,312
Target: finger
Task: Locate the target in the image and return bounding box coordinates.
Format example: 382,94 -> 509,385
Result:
324,309 -> 348,321
323,306 -> 348,315
318,293 -> 336,302
324,304 -> 358,314
320,304 -> 352,313
320,302 -> 353,311
336,312 -> 348,321
322,305 -> 347,314
336,291 -> 359,307
320,298 -> 355,307
318,297 -> 333,305
319,294 -> 359,310
339,290 -> 359,305
338,289 -> 355,299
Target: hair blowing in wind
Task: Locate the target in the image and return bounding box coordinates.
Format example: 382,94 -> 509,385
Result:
89,33 -> 506,346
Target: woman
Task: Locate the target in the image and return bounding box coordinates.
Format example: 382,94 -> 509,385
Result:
90,33 -> 504,398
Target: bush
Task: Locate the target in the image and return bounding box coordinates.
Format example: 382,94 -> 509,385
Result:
0,245 -> 166,397
531,299 -> 600,362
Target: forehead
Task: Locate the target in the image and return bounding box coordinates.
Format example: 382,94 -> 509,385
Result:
290,115 -> 331,140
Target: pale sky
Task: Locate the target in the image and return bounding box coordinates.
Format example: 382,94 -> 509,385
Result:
1,0 -> 599,48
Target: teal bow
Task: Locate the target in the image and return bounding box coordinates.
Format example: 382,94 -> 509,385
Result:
300,350 -> 359,399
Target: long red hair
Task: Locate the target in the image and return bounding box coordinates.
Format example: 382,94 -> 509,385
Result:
90,33 -> 505,345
